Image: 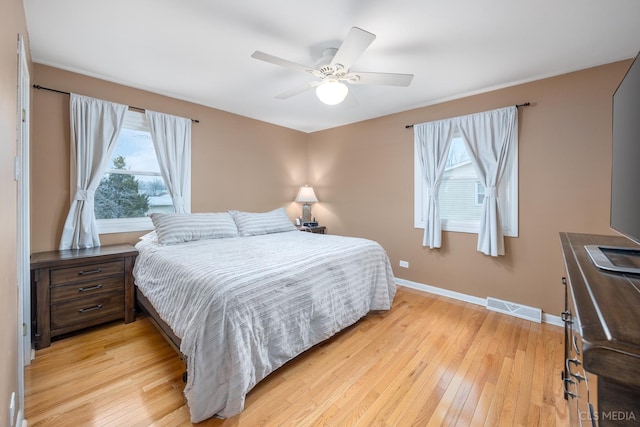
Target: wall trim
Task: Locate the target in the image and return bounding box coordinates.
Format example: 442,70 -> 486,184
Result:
396,278 -> 487,306
395,278 -> 563,327
542,313 -> 564,327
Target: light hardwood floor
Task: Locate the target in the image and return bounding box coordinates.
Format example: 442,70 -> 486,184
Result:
25,286 -> 568,426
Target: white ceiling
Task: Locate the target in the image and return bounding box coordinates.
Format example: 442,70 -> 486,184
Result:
23,0 -> 640,133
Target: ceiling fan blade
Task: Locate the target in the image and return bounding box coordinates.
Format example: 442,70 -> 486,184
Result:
251,51 -> 315,74
330,27 -> 376,70
275,82 -> 318,99
348,72 -> 414,87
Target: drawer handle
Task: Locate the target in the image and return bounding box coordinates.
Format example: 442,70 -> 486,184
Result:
566,358 -> 585,383
78,284 -> 103,293
78,304 -> 103,313
78,268 -> 103,276
571,372 -> 586,382
567,357 -> 581,367
562,378 -> 578,399
572,335 -> 581,356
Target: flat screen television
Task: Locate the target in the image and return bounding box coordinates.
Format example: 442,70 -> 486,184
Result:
586,51 -> 640,274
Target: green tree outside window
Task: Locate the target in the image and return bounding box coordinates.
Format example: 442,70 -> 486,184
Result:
95,155 -> 150,219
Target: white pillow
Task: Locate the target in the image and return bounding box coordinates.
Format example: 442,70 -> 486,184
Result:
138,231 -> 157,241
229,208 -> 296,236
150,212 -> 239,245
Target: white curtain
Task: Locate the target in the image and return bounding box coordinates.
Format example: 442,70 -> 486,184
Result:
415,120 -> 455,248
59,94 -> 128,249
145,110 -> 192,214
457,106 -> 517,256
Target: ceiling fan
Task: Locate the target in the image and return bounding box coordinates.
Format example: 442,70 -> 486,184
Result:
251,27 -> 414,105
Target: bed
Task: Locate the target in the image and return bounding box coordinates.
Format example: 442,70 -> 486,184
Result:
133,209 -> 396,422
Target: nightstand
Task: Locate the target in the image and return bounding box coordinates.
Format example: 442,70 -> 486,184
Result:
31,243 -> 138,349
298,226 -> 327,234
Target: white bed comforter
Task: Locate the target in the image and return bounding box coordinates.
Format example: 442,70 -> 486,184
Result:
133,230 -> 396,422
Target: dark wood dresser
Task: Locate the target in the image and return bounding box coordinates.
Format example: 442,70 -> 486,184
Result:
560,233 -> 640,426
31,243 -> 138,349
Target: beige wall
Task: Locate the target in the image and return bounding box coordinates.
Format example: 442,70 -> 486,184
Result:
31,65 -> 308,252
30,58 -> 631,317
1,0 -> 30,424
308,61 -> 632,315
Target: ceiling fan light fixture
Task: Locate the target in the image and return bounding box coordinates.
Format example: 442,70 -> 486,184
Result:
316,80 -> 348,105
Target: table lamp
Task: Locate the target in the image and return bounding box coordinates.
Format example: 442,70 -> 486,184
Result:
295,185 -> 319,224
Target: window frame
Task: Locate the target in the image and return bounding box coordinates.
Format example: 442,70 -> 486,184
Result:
414,133 -> 518,237
95,110 -> 186,234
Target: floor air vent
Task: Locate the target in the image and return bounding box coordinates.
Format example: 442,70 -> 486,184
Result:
486,297 -> 542,323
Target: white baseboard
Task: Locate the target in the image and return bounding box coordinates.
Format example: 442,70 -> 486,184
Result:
395,278 -> 563,327
542,313 -> 563,327
396,278 -> 487,306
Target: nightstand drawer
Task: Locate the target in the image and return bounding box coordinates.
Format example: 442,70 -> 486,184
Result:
51,276 -> 124,303
50,260 -> 124,285
51,292 -> 125,330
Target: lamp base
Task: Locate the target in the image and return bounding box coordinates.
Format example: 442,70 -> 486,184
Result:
302,203 -> 312,223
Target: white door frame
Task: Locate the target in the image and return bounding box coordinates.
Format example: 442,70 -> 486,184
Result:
16,33 -> 30,427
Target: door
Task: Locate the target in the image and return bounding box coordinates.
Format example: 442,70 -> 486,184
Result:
16,33 -> 30,426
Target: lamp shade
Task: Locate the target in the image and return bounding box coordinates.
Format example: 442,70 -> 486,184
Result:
295,185 -> 319,203
315,80 -> 348,105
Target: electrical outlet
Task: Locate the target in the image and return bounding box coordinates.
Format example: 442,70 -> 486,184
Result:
399,260 -> 409,268
9,391 -> 15,427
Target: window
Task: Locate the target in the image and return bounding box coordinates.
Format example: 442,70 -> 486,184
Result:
414,134 -> 518,237
95,111 -> 173,234
475,182 -> 485,206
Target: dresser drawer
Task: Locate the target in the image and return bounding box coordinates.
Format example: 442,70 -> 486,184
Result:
50,260 -> 124,285
51,292 -> 125,330
51,276 -> 124,303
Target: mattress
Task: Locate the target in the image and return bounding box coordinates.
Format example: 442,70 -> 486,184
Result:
133,230 -> 396,422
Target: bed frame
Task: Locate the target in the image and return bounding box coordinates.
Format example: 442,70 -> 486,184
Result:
135,286 -> 183,357
136,286 -> 189,381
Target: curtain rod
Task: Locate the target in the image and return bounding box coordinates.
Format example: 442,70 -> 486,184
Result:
404,102 -> 530,129
32,84 -> 200,123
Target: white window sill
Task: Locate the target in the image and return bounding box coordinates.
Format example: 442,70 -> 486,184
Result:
97,217 -> 154,234
414,220 -> 518,238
